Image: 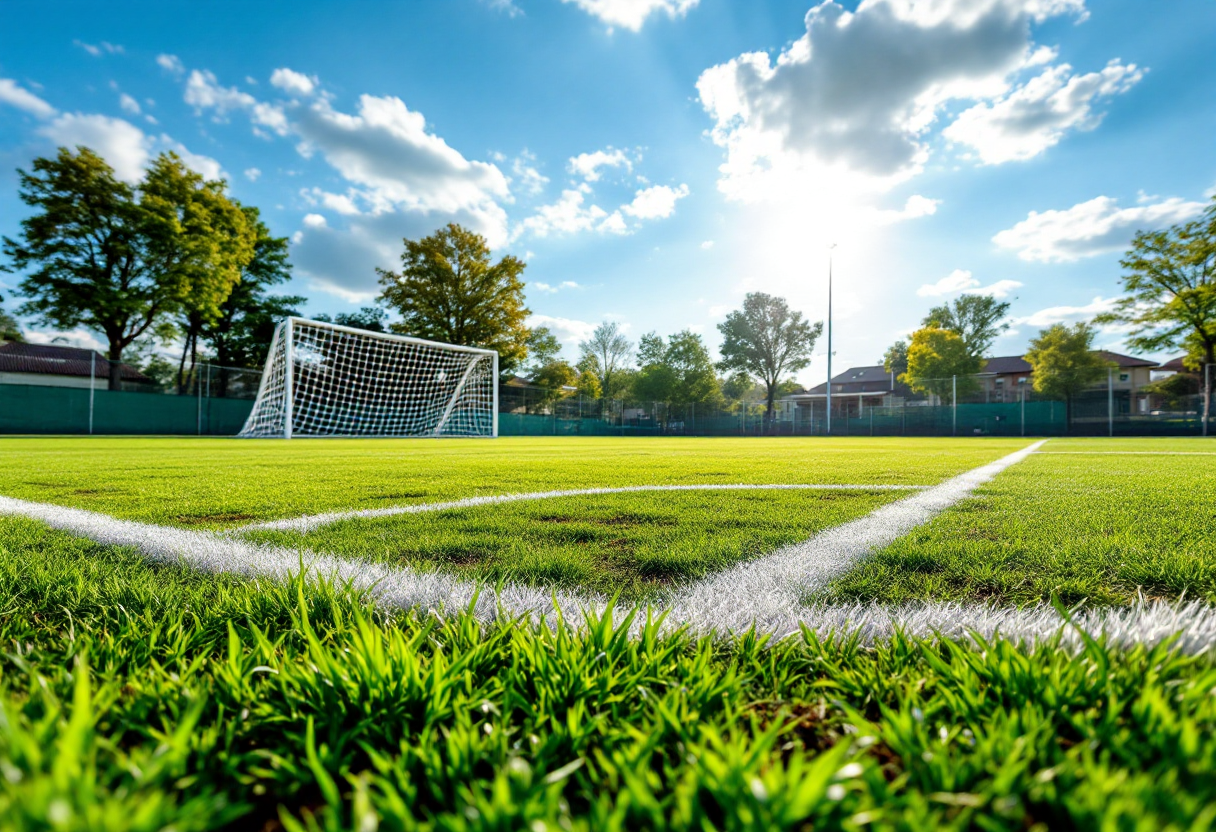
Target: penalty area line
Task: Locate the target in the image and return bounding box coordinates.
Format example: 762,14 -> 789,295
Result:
242,483 -> 931,534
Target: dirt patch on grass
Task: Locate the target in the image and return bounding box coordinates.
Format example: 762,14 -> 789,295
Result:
536,513 -> 677,528
373,491 -> 429,500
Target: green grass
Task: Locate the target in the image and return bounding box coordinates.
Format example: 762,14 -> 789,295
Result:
0,436 -> 1026,525
3,516 -> 1216,832
246,489 -> 903,599
819,438 -> 1216,607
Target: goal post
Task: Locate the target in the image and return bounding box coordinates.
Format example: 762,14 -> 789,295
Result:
238,317 -> 499,439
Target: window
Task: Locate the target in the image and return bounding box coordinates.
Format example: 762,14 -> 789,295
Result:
1119,373 -> 1129,382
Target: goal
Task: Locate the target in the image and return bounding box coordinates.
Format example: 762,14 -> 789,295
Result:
238,317 -> 498,438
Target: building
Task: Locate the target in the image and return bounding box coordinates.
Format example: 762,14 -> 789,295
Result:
777,364 -> 922,421
780,350 -> 1158,419
0,341 -> 152,389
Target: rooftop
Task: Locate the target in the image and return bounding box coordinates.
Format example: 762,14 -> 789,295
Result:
0,342 -> 152,383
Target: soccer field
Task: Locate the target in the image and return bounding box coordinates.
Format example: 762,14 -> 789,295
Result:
2,435 -> 1215,829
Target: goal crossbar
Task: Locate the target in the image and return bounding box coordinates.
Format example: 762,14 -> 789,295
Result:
238,317 -> 499,439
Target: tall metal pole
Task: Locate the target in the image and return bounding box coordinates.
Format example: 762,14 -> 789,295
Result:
88,351 -> 95,435
1020,381 -> 1025,438
1206,363 -> 1212,438
952,375 -> 957,436
1108,367 -> 1114,438
826,244 -> 835,436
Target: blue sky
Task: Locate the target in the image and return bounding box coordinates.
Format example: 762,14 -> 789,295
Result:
2,0 -> 1214,384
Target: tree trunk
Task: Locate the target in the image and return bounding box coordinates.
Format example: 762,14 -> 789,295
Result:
107,343 -> 123,391
764,383 -> 776,435
176,340 -> 191,395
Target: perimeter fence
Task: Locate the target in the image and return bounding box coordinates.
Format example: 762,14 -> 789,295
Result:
2,366 -> 1210,437
0,361 -> 261,436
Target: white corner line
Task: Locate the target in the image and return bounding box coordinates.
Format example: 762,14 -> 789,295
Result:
6,439 -> 1213,651
240,483 -> 932,534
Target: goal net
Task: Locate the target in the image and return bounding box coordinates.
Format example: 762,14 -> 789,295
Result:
238,317 -> 498,438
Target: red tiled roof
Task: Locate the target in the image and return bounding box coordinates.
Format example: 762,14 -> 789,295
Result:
0,342 -> 152,382
1156,356 -> 1190,372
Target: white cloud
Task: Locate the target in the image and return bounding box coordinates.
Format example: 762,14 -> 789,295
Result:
292,94 -> 509,235
701,240 -> 714,249
74,40 -> 123,57
158,135 -> 225,180
270,68 -> 318,97
697,0 -> 1088,204
185,69 -> 257,117
484,0 -> 524,16
157,54 -> 185,75
244,167 -> 261,181
40,113 -> 150,181
526,314 -> 597,346
561,0 -> 699,31
943,60 -> 1143,164
532,280 -> 582,294
993,195 -> 1207,262
512,151 -> 549,195
302,188 -> 364,216
118,93 -> 141,115
0,78 -> 56,119
302,213 -> 328,228
1014,296 -> 1117,328
917,269 -> 1022,299
24,327 -> 106,352
621,183 -> 689,220
513,188 -> 609,238
568,148 -> 631,182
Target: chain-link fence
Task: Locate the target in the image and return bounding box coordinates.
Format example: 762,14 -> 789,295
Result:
0,359 -> 263,435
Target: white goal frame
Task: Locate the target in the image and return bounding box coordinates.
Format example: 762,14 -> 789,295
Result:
238,317 -> 498,439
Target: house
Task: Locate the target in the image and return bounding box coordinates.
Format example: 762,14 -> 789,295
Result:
779,350 -> 1158,419
0,342 -> 152,389
777,364 -> 923,421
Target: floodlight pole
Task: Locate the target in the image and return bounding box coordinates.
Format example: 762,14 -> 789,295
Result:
826,244 -> 835,436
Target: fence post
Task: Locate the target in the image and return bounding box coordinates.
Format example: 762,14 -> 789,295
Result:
952,375 -> 957,437
196,363 -> 202,436
1020,382 -> 1025,437
869,407 -> 873,437
88,352 -> 95,435
1108,368 -> 1114,437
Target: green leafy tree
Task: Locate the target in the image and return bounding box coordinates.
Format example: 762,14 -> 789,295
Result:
140,156 -> 257,393
882,339 -> 908,378
1024,323 -> 1112,425
202,207 -> 303,396
575,367 -> 602,400
721,371 -> 755,402
1142,372 -> 1201,411
532,360 -> 577,409
717,292 -> 821,423
524,326 -> 563,375
633,330 -> 722,409
902,326 -> 983,403
315,306 -> 388,333
377,223 -> 530,374
2,147 -> 249,389
1096,197 -> 1216,431
578,321 -> 633,399
923,294 -> 1011,359
0,292 -> 22,342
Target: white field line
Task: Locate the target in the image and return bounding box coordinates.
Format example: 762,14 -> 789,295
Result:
1036,451 -> 1216,456
5,438 -> 1216,651
242,483 -> 930,533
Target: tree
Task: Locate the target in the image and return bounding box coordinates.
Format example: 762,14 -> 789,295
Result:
1024,323 -> 1111,426
578,321 -> 633,399
633,330 -> 722,410
524,326 -> 562,375
717,292 -> 821,423
532,360 -> 577,409
1142,372 -> 1200,412
575,367 -> 601,399
882,339 -> 908,378
721,371 -> 755,402
2,147 -> 248,389
315,306 -> 388,333
141,156 -> 257,393
377,223 -> 530,374
1096,197 -> 1216,432
0,292 -> 22,342
202,207 -> 303,396
923,294 -> 1011,359
901,326 -> 983,403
